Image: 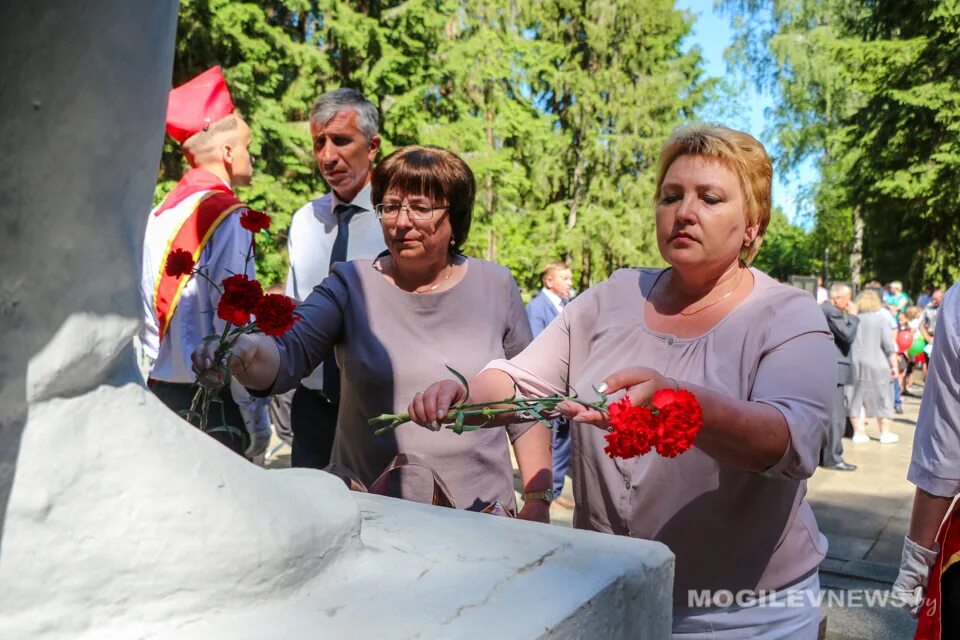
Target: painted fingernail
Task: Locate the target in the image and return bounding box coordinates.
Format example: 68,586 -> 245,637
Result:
596,383 -> 608,393
436,411 -> 445,421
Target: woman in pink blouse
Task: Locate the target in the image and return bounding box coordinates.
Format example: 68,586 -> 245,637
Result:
408,125 -> 836,638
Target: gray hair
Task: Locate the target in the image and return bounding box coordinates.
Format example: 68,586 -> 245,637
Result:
829,283 -> 851,298
309,88 -> 379,139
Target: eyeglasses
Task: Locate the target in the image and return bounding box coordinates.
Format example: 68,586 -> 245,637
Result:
374,202 -> 449,221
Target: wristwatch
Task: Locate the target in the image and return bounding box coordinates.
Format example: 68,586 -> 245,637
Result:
523,489 -> 555,503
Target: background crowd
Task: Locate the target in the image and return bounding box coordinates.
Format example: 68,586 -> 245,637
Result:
818,279 -> 946,472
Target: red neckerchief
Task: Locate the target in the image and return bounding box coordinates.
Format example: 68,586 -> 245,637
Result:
154,168 -> 233,216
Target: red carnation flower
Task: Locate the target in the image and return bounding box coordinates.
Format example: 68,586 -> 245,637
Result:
217,274 -> 263,327
253,294 -> 298,337
240,209 -> 271,233
165,249 -> 195,277
651,388 -> 686,410
603,397 -> 656,459
221,274 -> 263,310
650,389 -> 703,458
217,298 -> 251,326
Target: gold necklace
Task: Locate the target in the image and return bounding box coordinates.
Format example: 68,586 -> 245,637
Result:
414,263 -> 453,293
378,257 -> 453,293
678,269 -> 745,316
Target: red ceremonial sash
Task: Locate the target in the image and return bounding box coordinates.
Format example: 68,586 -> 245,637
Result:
154,167 -> 233,216
153,190 -> 246,342
915,499 -> 960,640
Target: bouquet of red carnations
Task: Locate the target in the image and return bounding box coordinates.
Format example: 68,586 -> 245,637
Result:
163,209 -> 298,445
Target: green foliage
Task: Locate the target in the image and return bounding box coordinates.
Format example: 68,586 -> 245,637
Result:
721,0 -> 960,290
752,207 -> 816,281
160,0 -> 707,290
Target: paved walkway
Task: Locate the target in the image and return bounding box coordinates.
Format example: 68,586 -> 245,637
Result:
807,386 -> 922,639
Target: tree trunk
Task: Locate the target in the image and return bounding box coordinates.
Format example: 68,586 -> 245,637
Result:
579,246 -> 590,292
566,151 -> 584,230
485,89 -> 496,222
850,205 -> 863,288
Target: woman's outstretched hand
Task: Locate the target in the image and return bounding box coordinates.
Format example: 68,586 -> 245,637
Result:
557,366 -> 671,430
407,379 -> 468,431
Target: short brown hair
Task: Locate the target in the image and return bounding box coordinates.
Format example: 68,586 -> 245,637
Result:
541,261 -> 570,286
371,145 -> 475,256
654,124 -> 773,264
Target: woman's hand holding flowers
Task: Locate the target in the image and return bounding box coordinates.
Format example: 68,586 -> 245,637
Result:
407,379 -> 469,431
556,366 -> 674,430
191,333 -> 259,389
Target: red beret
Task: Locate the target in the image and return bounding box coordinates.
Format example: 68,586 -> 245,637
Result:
165,66 -> 235,144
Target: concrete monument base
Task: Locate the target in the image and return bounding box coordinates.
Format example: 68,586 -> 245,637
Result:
1,381 -> 672,639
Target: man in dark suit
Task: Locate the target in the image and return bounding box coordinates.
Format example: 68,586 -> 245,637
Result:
820,283 -> 860,471
526,262 -> 574,506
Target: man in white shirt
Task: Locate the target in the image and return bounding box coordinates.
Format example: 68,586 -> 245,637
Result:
816,276 -> 828,304
140,66 -> 270,459
285,88 -> 386,468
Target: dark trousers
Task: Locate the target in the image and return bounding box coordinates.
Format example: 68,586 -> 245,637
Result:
552,418 -> 572,496
290,384 -> 338,469
820,383 -> 847,467
149,380 -> 248,455
943,563 -> 960,638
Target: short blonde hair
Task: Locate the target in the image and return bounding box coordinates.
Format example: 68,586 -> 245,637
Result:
856,289 -> 883,313
654,124 -> 773,264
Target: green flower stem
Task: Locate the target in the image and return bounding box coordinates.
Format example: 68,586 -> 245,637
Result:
192,267 -> 223,294
369,396 -> 610,436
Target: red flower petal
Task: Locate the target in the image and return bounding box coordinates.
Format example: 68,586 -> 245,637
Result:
253,294 -> 298,337
164,249 -> 195,278
220,274 -> 263,312
652,388 -> 688,409
217,299 -> 250,326
604,397 -> 656,459
240,209 -> 271,233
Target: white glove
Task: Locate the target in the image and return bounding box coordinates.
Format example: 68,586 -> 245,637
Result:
891,535 -> 939,615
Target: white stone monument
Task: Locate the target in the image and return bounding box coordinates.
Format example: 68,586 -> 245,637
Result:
0,3 -> 674,637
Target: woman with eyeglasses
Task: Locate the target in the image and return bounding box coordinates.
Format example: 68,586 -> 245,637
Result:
192,145 -> 552,521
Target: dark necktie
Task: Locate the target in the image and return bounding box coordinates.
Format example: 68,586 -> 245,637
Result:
323,203 -> 362,404
329,203 -> 361,267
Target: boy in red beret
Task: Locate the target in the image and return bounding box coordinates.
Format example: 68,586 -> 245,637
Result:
139,66 -> 269,459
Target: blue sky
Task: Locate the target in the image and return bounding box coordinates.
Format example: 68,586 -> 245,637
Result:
674,0 -> 817,225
